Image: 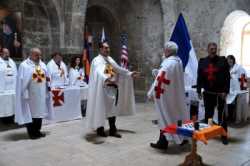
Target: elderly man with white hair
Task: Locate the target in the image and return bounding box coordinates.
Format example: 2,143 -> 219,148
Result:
15,48 -> 53,139
148,41 -> 189,150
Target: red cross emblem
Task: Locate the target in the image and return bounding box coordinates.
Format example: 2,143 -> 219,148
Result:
204,64 -> 218,83
52,89 -> 64,107
154,71 -> 171,99
239,74 -> 247,90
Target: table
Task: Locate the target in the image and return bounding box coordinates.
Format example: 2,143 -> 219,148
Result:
226,90 -> 249,123
0,90 -> 15,117
46,86 -> 88,124
185,87 -> 205,120
163,121 -> 227,166
80,86 -> 88,100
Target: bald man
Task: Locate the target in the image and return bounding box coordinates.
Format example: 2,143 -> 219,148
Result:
0,48 -> 17,118
15,48 -> 53,139
148,41 -> 189,150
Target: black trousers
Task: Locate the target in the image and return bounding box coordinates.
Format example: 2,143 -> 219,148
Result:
203,92 -> 227,131
227,102 -> 236,122
26,118 -> 42,136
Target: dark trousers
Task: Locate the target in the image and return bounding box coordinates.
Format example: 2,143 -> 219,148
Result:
96,116 -> 117,135
26,118 -> 42,137
108,116 -> 117,133
227,102 -> 236,122
203,92 -> 227,131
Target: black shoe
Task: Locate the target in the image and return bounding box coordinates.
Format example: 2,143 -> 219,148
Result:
38,132 -> 46,138
109,132 -> 122,138
150,141 -> 168,150
28,134 -> 40,140
221,136 -> 228,145
97,127 -> 107,137
179,140 -> 189,146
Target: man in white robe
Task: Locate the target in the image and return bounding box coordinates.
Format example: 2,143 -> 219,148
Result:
148,41 -> 189,150
0,48 -> 17,118
0,48 -> 17,91
15,48 -> 53,139
86,42 -> 138,138
47,52 -> 68,88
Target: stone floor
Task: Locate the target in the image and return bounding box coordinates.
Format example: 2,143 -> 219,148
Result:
0,103 -> 250,166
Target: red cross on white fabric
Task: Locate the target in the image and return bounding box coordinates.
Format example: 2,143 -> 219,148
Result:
204,64 -> 218,83
154,71 -> 170,99
239,74 -> 247,90
52,89 -> 64,107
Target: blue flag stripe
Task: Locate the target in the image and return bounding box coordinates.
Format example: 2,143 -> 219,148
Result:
170,13 -> 192,69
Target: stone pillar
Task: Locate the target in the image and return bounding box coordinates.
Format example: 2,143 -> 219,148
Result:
63,0 -> 88,55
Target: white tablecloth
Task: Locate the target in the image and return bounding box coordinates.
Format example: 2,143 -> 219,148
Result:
227,90 -> 249,123
46,87 -> 82,124
80,86 -> 88,100
0,90 -> 15,117
185,87 -> 205,121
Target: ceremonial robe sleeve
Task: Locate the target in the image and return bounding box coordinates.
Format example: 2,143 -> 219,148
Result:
108,57 -> 132,76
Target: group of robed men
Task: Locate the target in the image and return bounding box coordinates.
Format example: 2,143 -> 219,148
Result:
1,40 -> 246,150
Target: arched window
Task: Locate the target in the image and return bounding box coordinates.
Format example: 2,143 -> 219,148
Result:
241,22 -> 250,69
220,10 -> 250,77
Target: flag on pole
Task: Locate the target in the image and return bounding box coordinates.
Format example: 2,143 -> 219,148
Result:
120,33 -> 129,68
2,15 -> 15,48
170,13 -> 198,86
82,28 -> 91,83
101,27 -> 106,42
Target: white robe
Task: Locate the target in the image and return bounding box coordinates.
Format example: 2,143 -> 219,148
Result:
86,54 -> 136,130
226,64 -> 249,122
68,67 -> 87,86
148,56 -> 189,144
0,57 -> 17,92
47,59 -> 68,87
226,64 -> 247,104
15,58 -> 53,125
0,57 -> 17,117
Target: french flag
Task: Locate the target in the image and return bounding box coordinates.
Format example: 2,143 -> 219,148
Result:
170,13 -> 198,86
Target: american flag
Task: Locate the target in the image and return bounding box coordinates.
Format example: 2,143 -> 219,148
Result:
120,33 -> 129,68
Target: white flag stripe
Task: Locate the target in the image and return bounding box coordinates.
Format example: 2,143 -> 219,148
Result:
184,41 -> 198,86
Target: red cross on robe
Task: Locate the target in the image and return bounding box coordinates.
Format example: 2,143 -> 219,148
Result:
52,89 -> 64,107
204,64 -> 218,84
239,74 -> 247,90
154,71 -> 171,99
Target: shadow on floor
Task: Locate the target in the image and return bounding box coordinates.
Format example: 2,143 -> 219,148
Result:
84,133 -> 106,144
117,129 -> 136,134
84,129 -> 136,144
228,120 -> 250,128
3,132 -> 29,141
2,131 -> 50,141
212,136 -> 245,144
149,142 -> 191,155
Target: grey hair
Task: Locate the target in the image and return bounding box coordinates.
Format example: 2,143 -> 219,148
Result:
31,48 -> 42,55
164,41 -> 178,54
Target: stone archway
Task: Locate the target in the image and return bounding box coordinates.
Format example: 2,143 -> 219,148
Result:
220,10 -> 250,76
0,0 -> 60,61
85,5 -> 120,62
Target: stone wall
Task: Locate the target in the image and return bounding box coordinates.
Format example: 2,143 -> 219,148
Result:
161,0 -> 250,58
2,0 -> 250,95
